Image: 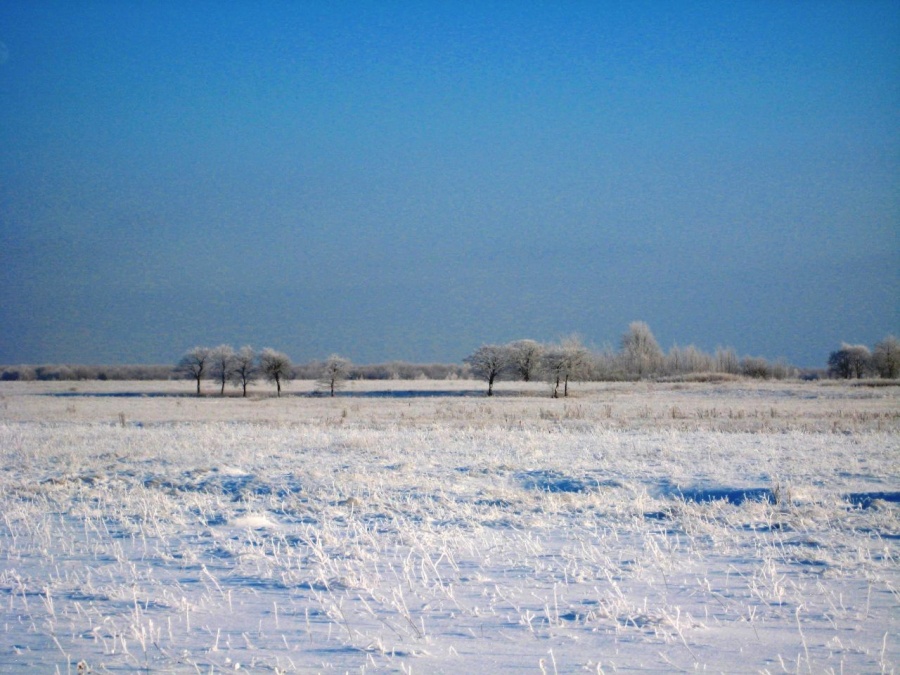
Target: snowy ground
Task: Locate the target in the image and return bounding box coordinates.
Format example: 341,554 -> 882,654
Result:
1,380 -> 898,673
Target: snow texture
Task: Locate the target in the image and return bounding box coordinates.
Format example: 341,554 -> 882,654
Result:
0,380 -> 898,673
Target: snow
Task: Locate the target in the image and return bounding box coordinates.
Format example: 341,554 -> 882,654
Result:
0,380 -> 898,673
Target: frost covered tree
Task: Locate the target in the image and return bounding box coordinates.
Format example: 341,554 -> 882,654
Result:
591,344 -> 621,380
318,354 -> 351,397
828,343 -> 872,379
507,339 -> 544,382
873,335 -> 900,379
741,356 -> 772,379
714,346 -> 741,375
176,346 -> 211,396
543,336 -> 590,397
259,348 -> 292,397
542,347 -> 567,398
666,344 -> 714,376
621,321 -> 663,378
464,344 -> 509,396
230,346 -> 257,397
209,345 -> 236,395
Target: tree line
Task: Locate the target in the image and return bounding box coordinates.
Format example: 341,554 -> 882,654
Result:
827,336 -> 900,379
176,346 -> 355,397
464,322 -> 800,397
174,322 -> 805,398
3,322 -> 898,390
0,364 -> 173,382
0,360 -> 467,383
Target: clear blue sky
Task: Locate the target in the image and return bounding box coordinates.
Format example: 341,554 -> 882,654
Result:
1,1 -> 897,367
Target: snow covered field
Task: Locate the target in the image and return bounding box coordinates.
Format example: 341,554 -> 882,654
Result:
1,380 -> 898,673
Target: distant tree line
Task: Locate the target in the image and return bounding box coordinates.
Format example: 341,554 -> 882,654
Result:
7,323 -> 897,392
0,359 -> 468,384
0,363 -> 174,382
827,336 -> 900,379
463,321 -> 800,396
169,346 -> 472,396
175,346 -> 300,397
293,360 -> 466,381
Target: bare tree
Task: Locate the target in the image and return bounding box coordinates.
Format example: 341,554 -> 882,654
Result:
714,346 -> 740,375
464,344 -> 509,396
318,354 -> 351,396
507,339 -> 544,382
741,356 -> 772,379
543,336 -> 590,397
209,345 -> 236,395
542,346 -> 567,398
768,358 -> 795,380
621,321 -> 663,378
873,336 -> 900,379
176,346 -> 211,396
591,344 -> 621,381
828,343 -> 872,379
563,336 -> 590,396
666,344 -> 714,376
259,348 -> 292,396
665,345 -> 686,376
230,346 -> 257,397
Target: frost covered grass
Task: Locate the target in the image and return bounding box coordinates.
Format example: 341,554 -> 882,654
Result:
0,380 -> 898,673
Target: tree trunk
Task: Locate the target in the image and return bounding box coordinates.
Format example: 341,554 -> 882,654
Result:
275,375 -> 281,397
487,373 -> 495,396
195,376 -> 201,396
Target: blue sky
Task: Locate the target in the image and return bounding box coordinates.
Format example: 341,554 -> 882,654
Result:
1,1 -> 897,367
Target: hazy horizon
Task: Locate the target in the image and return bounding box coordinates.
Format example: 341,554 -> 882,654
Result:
2,1 -> 898,368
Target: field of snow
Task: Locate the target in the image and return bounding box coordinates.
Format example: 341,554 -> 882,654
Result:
1,379 -> 898,673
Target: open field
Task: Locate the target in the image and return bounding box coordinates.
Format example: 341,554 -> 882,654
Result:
1,380 -> 898,673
